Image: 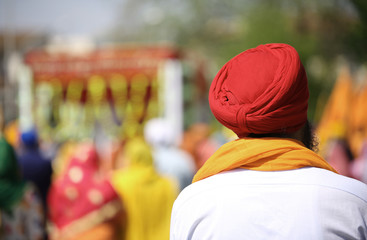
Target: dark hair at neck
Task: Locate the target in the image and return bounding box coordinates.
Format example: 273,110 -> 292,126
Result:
247,121 -> 318,151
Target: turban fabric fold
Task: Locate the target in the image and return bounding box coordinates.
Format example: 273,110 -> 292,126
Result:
209,43 -> 309,137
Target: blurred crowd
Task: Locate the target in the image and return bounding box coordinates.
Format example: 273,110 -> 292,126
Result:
0,118 -> 221,240
316,66 -> 367,183
1,63 -> 367,239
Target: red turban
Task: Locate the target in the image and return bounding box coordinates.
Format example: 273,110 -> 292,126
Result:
209,43 -> 309,137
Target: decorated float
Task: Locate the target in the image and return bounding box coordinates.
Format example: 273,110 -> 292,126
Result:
22,45 -> 185,144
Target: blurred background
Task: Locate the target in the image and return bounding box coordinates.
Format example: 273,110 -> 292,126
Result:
0,0 -> 367,239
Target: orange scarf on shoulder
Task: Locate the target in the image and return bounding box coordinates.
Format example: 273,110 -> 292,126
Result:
193,138 -> 337,183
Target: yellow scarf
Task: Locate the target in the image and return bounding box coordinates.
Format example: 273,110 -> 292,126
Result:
193,138 -> 337,183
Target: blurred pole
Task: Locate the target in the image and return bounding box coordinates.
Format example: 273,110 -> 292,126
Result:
18,64 -> 33,132
163,59 -> 183,146
2,0 -> 16,125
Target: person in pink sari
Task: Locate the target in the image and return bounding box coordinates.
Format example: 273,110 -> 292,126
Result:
47,142 -> 123,240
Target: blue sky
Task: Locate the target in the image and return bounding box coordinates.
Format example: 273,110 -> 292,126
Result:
0,0 -> 124,37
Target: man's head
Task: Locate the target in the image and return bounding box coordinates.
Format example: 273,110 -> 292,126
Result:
209,43 -> 309,142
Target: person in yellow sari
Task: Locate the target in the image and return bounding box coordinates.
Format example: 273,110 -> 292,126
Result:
111,137 -> 178,240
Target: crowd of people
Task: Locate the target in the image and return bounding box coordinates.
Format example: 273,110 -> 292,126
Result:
316,66 -> 367,184
0,118 -> 219,240
1,43 -> 367,239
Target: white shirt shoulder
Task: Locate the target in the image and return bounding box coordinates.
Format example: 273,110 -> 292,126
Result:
171,168 -> 367,240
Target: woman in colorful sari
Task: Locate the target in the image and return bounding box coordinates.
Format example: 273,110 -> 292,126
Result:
0,136 -> 46,240
111,137 -> 179,240
47,141 -> 123,240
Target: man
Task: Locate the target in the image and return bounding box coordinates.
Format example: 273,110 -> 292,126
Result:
17,129 -> 52,213
170,43 -> 367,239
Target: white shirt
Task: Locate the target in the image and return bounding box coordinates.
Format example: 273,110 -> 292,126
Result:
170,167 -> 367,240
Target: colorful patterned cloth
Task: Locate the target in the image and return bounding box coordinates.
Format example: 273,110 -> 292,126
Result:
48,142 -> 121,240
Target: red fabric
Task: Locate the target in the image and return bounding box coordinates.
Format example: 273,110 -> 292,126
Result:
48,142 -> 119,230
209,43 -> 309,137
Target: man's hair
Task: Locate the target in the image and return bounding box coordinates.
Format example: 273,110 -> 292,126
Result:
247,121 -> 318,152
